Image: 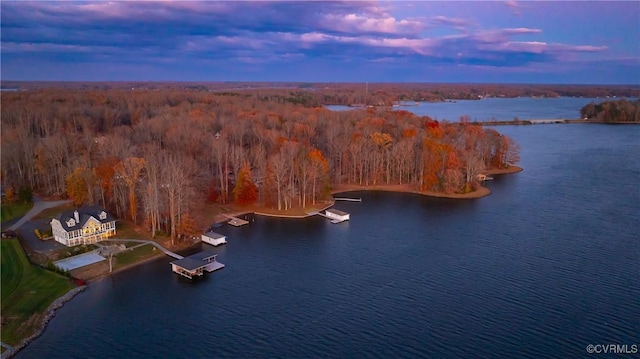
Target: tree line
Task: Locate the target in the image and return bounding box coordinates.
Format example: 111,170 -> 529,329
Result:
580,99 -> 640,123
1,88 -> 520,243
5,81 -> 639,106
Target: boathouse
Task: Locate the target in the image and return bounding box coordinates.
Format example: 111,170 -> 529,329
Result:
171,251 -> 225,279
202,231 -> 227,246
325,208 -> 350,222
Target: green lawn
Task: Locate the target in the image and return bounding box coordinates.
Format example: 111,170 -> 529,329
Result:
1,239 -> 76,346
0,201 -> 34,222
114,244 -> 161,268
113,220 -> 171,244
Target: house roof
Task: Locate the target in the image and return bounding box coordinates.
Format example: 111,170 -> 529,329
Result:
171,251 -> 217,270
171,257 -> 206,271
53,205 -> 114,232
188,251 -> 217,262
203,231 -> 225,239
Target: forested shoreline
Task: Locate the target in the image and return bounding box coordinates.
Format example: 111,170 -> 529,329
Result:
2,88 -> 521,242
580,98 -> 640,123
3,82 -> 639,106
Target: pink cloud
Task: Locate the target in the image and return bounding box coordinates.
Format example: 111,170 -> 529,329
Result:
553,44 -> 608,52
431,16 -> 469,29
474,28 -> 542,43
322,12 -> 424,35
505,0 -> 522,16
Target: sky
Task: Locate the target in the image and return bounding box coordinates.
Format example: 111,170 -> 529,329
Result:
1,1 -> 639,84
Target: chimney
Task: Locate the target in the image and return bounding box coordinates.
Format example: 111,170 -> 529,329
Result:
74,210 -> 80,223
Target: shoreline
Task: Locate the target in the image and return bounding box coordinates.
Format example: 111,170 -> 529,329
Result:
330,165 -> 522,200
76,239 -> 204,284
10,164 -> 522,356
330,183 -> 492,199
78,251 -> 166,284
1,286 -> 86,359
227,165 -> 523,220
484,165 -> 523,175
476,118 -> 640,126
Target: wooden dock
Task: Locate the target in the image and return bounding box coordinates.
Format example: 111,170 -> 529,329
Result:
308,211 -> 348,224
223,214 -> 249,227
205,261 -> 225,272
119,239 -> 183,259
334,197 -> 362,202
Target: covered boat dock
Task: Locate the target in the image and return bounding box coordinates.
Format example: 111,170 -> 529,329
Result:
171,251 -> 225,279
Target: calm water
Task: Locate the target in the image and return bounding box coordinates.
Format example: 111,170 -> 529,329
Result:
327,97 -> 636,121
19,124 -> 639,358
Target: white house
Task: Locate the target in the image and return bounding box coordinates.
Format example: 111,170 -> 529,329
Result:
50,206 -> 116,247
325,208 -> 350,222
201,231 -> 227,246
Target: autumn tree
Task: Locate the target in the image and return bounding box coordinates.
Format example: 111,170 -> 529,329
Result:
66,166 -> 95,206
233,162 -> 258,205
94,156 -> 120,207
308,148 -> 330,204
370,132 -> 394,184
0,86 -> 527,220
177,213 -> 200,240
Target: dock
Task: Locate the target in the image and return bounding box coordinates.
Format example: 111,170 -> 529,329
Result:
224,214 -> 249,227
116,239 -> 184,259
334,197 -> 362,202
308,209 -> 350,224
171,251 -> 225,279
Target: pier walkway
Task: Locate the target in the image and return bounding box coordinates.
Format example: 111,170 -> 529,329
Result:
115,239 -> 183,259
334,197 -> 362,202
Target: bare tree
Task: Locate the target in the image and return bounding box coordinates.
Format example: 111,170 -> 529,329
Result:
114,157 -> 145,222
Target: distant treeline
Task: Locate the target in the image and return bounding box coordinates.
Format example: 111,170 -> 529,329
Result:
3,82 -> 639,107
2,89 -> 519,242
580,99 -> 640,123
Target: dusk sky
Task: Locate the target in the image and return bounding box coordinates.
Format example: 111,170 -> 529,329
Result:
1,1 -> 639,84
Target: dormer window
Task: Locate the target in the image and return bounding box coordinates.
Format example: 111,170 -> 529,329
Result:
99,211 -> 107,220
66,219 -> 76,227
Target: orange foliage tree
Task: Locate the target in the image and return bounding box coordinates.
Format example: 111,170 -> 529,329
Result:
66,166 -> 94,206
177,213 -> 200,239
94,156 -> 120,207
308,148 -> 330,204
233,162 -> 258,205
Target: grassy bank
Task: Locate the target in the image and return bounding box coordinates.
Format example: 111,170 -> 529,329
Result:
114,244 -> 161,269
1,239 -> 75,346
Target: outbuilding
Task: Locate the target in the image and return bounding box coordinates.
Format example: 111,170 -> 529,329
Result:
325,208 -> 350,222
201,231 -> 227,246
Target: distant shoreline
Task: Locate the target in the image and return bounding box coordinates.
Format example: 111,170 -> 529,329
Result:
475,119 -> 639,126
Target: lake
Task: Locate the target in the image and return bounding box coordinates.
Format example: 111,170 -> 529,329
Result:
327,97 -> 635,122
18,124 -> 639,358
